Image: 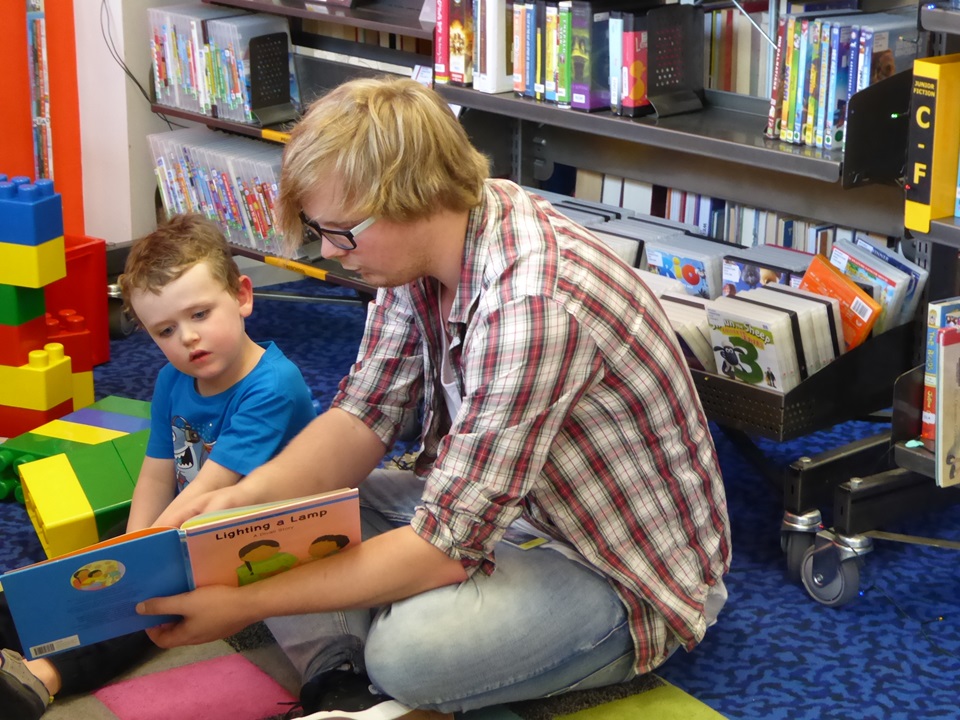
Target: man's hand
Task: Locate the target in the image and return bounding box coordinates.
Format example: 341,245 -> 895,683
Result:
153,483 -> 253,529
138,585 -> 257,648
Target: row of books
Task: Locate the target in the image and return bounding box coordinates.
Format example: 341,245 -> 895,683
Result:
435,0 -> 701,114
764,8 -> 927,148
148,4 -> 300,123
148,127 -> 284,255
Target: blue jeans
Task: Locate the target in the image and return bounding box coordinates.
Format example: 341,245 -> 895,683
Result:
266,470 -> 662,713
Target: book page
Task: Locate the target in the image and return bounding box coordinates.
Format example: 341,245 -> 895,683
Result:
183,489 -> 361,589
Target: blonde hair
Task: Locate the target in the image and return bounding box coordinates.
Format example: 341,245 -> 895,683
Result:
118,213 -> 241,322
277,75 -> 490,252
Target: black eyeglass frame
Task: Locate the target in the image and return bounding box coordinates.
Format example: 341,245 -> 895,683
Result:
299,211 -> 376,254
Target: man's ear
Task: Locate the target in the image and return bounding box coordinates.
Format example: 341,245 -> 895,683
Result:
237,275 -> 255,318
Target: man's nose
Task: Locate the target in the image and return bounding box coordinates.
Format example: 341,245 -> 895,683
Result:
322,236 -> 348,259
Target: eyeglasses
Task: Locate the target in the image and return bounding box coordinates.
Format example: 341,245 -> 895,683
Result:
299,211 -> 376,256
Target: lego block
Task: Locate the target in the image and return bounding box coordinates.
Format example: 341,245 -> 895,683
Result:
46,310 -> 93,372
89,396 -> 152,419
30,418 -> 127,445
44,234 -> 110,366
0,285 -> 45,325
0,176 -> 64,246
73,370 -> 95,410
0,343 -> 73,411
112,429 -> 150,482
0,398 -> 74,441
68,442 -> 136,540
0,235 -> 66,288
19,453 -> 99,558
65,407 -> 151,434
0,315 -> 47,366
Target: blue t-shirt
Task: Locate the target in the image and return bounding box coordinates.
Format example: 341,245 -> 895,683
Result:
145,341 -> 316,493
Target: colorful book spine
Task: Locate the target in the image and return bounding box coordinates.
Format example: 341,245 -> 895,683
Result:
790,19 -> 810,145
448,0 -> 474,86
802,20 -> 822,146
434,0 -> 450,84
620,11 -> 651,118
841,24 -> 860,150
921,298 -> 960,444
473,0 -> 514,94
813,21 -> 831,148
856,25 -> 873,94
556,1 -> 572,107
905,53 -> 960,234
607,11 -> 623,112
524,2 -> 537,98
779,16 -> 798,142
823,23 -> 852,150
513,2 -> 526,95
764,15 -> 788,139
545,3 -> 559,103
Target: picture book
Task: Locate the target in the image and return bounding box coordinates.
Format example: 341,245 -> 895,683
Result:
921,297 -> 960,444
798,253 -> 880,351
853,235 -> 929,325
935,325 -> 960,487
2,489 -> 360,660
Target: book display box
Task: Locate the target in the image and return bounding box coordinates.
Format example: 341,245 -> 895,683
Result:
159,0 -> 960,605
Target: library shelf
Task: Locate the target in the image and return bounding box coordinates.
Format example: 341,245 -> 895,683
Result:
920,2 -> 960,35
202,0 -> 434,40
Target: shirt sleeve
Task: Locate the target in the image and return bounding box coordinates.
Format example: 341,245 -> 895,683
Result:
411,294 -> 605,575
145,364 -> 175,460
332,286 -> 426,447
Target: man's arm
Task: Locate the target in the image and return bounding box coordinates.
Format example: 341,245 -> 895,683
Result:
153,460 -> 242,528
139,525 -> 468,647
159,407 -> 388,527
126,456 -> 177,532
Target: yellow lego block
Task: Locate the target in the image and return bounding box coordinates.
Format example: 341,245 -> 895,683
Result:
0,236 -> 66,288
0,343 -> 73,411
72,370 -> 95,410
31,418 -> 125,445
19,453 -> 99,558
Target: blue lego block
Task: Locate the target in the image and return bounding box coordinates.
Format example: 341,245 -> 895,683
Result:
64,407 -> 152,435
0,176 -> 64,246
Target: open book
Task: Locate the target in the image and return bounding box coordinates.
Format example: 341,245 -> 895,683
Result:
1,488 -> 359,660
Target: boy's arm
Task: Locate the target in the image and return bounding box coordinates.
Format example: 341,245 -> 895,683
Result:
159,407 -> 387,526
126,456 -> 177,532
153,460 -> 242,528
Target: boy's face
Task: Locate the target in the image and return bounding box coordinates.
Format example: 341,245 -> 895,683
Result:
130,261 -> 255,395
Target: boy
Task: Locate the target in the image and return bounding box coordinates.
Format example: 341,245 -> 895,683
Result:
0,213 -> 317,720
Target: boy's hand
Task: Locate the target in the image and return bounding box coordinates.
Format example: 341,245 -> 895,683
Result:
138,586 -> 256,647
153,484 -> 252,528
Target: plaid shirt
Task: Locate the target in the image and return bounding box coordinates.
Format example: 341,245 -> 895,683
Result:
332,179 -> 731,673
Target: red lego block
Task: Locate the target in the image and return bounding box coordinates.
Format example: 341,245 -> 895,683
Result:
0,315 -> 47,366
46,310 -> 93,373
0,398 -> 74,439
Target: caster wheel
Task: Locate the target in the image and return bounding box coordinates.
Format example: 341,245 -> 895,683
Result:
783,532 -> 815,584
108,297 -> 137,339
801,545 -> 860,607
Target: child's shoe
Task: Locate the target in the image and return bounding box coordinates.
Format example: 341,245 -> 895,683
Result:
0,648 -> 52,720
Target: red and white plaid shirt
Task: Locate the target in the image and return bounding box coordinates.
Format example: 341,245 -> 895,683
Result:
332,179 -> 731,673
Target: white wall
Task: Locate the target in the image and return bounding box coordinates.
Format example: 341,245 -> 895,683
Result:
74,0 -> 196,245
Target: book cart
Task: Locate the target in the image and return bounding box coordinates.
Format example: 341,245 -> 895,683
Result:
165,0 -> 960,605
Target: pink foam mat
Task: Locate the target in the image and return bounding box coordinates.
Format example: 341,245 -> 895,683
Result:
93,653 -> 296,720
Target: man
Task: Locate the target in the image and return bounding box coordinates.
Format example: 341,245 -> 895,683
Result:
140,76 -> 731,720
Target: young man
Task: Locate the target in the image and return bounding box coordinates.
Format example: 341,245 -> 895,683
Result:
139,77 -> 732,719
0,214 -> 317,720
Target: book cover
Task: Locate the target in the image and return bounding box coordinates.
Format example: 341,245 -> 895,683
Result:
798,253 -> 880,351
707,300 -> 796,393
853,235 -> 929,325
556,1 -> 573,106
620,12 -> 652,117
570,1 -> 610,111
764,14 -> 788,138
545,2 -> 559,102
935,325 -> 960,487
2,489 -> 360,660
921,297 -> 960,443
905,53 -> 960,234
779,16 -> 799,142
812,20 -> 831,147
513,1 -> 526,95
828,239 -> 908,334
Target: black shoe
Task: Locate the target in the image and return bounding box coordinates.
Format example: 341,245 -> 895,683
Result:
283,669 -> 410,719
0,649 -> 52,720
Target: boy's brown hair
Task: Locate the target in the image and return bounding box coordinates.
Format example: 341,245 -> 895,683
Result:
118,214 -> 241,322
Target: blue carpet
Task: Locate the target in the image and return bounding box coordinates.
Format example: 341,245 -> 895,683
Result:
3,278 -> 960,720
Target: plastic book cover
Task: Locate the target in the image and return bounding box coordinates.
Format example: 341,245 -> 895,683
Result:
2,489 -> 360,660
935,325 -> 960,487
798,253 -> 880,351
828,240 -> 907,333
570,1 -> 610,111
921,297 -> 960,443
707,303 -> 793,393
853,235 -> 928,325
646,247 -> 713,299
823,23 -> 853,149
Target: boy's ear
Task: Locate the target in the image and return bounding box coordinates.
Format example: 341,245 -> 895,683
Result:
237,275 -> 255,317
